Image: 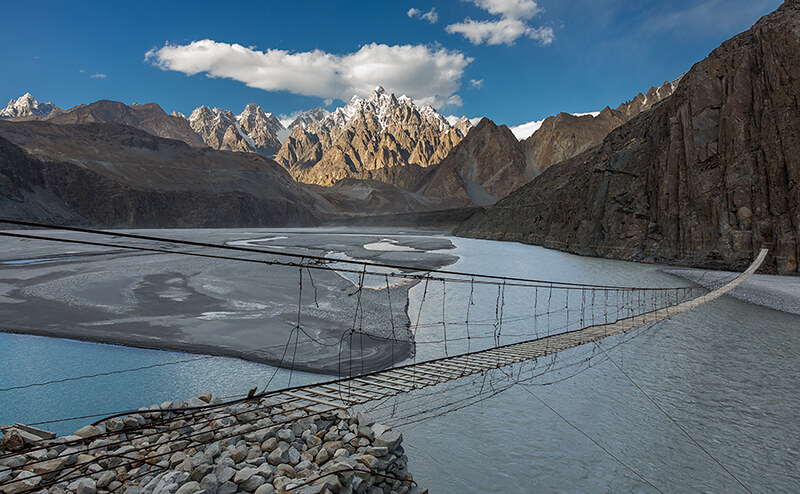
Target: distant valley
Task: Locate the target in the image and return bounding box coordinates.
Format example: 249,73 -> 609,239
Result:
1,2 -> 798,274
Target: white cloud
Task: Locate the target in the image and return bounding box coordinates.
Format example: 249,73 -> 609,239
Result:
470,78 -> 484,88
469,0 -> 540,19
447,18 -> 553,45
572,111 -> 600,117
90,73 -> 107,78
509,118 -> 545,140
448,0 -> 553,46
408,7 -> 439,23
146,40 -> 471,108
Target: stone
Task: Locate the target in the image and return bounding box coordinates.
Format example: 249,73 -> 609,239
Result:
363,446 -> 388,457
229,445 -> 248,463
240,474 -> 265,492
216,466 -> 235,484
216,481 -> 237,494
97,471 -> 117,488
267,447 -> 288,466
191,464 -> 214,482
233,467 -> 255,483
287,446 -> 301,465
255,463 -> 274,477
314,448 -> 330,465
76,478 -> 96,494
200,474 -> 219,494
374,431 -> 402,451
274,464 -> 294,478
253,484 -> 275,494
74,425 -> 101,439
276,429 -> 294,443
198,393 -> 213,403
174,481 -> 201,494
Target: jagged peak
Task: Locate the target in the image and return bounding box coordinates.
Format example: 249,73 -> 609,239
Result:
1,92 -> 59,118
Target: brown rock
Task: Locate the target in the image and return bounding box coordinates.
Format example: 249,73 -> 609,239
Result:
417,118 -> 538,206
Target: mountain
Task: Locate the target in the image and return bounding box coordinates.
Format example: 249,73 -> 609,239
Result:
0,93 -> 61,119
416,118 -> 537,206
275,86 -> 471,188
522,79 -> 679,172
457,1 -> 800,274
45,100 -> 205,147
188,104 -> 286,156
287,107 -> 330,129
0,120 -> 321,227
237,104 -> 284,156
188,106 -> 254,153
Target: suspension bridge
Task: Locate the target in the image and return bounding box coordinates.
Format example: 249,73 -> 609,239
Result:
0,220 -> 768,493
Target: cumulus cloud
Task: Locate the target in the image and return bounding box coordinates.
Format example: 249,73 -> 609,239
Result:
90,73 -> 107,78
470,0 -> 540,19
448,18 -> 553,45
448,0 -> 552,46
407,7 -> 439,23
146,40 -> 471,108
470,78 -> 484,88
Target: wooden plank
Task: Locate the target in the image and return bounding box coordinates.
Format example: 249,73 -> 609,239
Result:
354,377 -> 409,393
302,387 -> 361,404
320,384 -> 381,400
423,362 -> 471,376
406,366 -> 458,381
376,371 -> 427,387
281,391 -> 347,410
391,369 -> 441,384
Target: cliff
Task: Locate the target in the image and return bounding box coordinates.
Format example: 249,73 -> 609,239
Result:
457,1 -> 800,274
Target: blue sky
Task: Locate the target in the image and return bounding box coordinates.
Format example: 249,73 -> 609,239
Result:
0,0 -> 782,128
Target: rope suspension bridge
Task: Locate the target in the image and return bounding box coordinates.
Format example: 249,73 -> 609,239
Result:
0,219 -> 767,493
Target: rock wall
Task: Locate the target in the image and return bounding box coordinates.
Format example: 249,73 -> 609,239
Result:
457,1 -> 800,274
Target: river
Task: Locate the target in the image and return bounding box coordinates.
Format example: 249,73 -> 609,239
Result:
0,229 -> 797,493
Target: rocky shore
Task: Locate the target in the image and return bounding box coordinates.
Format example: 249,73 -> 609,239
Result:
0,394 -> 420,494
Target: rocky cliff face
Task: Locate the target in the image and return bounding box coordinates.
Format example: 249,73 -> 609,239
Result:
523,79 -> 679,172
416,118 -> 537,206
188,104 -> 287,156
0,120 -> 321,227
287,107 -> 330,129
276,87 -> 471,188
188,106 -> 253,153
43,100 -> 205,147
457,1 -> 800,274
236,104 -> 284,156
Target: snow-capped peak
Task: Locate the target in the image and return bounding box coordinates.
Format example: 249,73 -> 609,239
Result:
0,93 -> 59,119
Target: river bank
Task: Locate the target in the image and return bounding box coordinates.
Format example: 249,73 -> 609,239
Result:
665,268 -> 800,316
0,393 -> 419,494
0,229 -> 457,375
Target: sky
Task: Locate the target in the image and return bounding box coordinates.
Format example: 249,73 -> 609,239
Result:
0,0 -> 783,129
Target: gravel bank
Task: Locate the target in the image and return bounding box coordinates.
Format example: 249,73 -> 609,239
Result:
0,393 -> 420,494
665,268 -> 800,316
